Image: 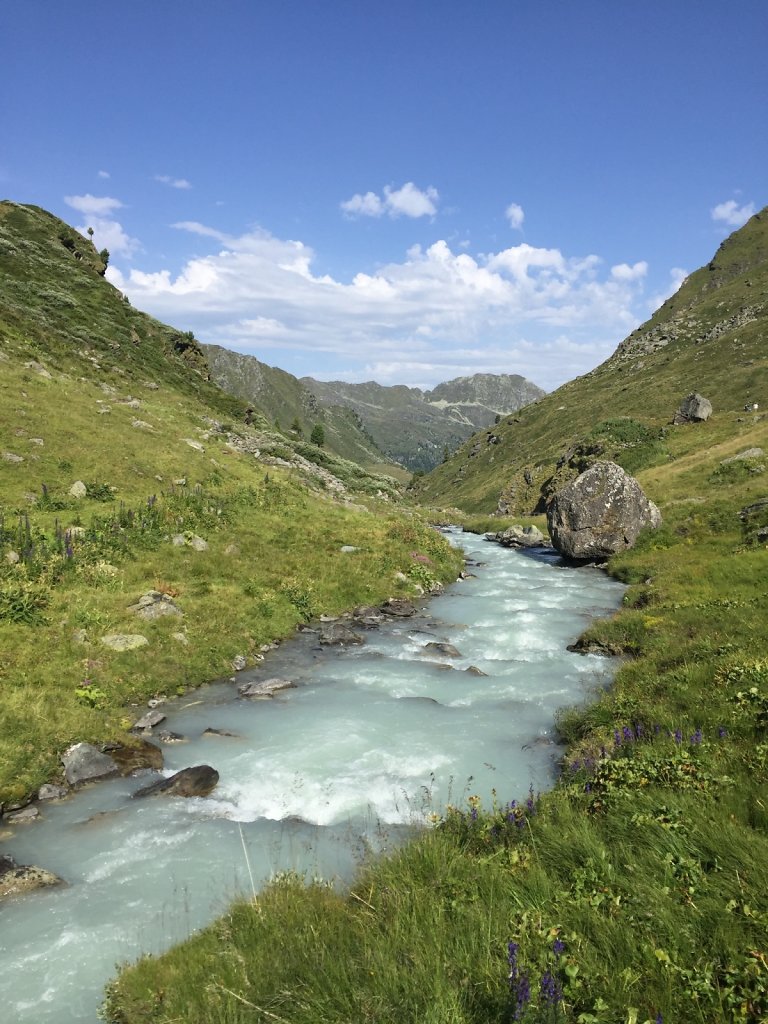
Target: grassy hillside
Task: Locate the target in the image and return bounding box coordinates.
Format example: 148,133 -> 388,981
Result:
415,207 -> 768,514
0,202 -> 463,804
106,212 -> 768,1024
204,343 -> 399,472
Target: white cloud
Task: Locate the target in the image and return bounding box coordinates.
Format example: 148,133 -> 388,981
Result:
108,222 -> 657,390
648,266 -> 688,312
341,191 -> 384,217
383,182 -> 438,218
711,199 -> 755,227
341,182 -> 438,219
76,217 -> 140,257
610,260 -> 648,281
155,175 -> 193,190
97,170 -> 110,179
64,193 -> 123,216
505,202 -> 525,230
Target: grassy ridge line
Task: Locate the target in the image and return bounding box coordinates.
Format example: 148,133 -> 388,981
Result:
104,495 -> 768,1022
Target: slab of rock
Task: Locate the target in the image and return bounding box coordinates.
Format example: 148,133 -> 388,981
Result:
5,805 -> 40,824
131,709 -> 166,732
319,624 -> 364,646
108,738 -> 164,774
202,728 -> 240,738
238,678 -> 296,699
497,524 -> 545,547
465,665 -> 489,677
721,447 -> 764,464
127,590 -> 183,620
133,765 -> 219,799
232,655 -> 247,671
62,742 -> 120,786
69,480 -> 87,498
3,452 -> 24,463
424,642 -> 462,658
100,633 -> 149,651
156,730 -> 187,744
381,598 -> 417,617
547,460 -> 661,561
673,392 -> 712,424
352,605 -> 386,627
0,856 -> 64,901
37,783 -> 69,801
171,533 -> 208,551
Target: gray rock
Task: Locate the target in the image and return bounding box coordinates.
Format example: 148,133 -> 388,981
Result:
171,533 -> 208,551
238,677 -> 296,699
156,730 -> 187,744
5,805 -> 40,824
5,550 -> 20,565
232,655 -> 247,671
131,709 -> 166,732
3,452 -> 24,463
497,524 -> 545,547
0,856 -> 64,901
352,605 -> 385,627
133,765 -> 219,799
340,545 -> 360,553
69,480 -> 87,498
319,624 -> 364,646
721,447 -> 764,464
465,665 -> 489,676
37,783 -> 69,801
202,727 -> 240,738
23,360 -> 52,379
127,590 -> 183,620
381,598 -> 417,617
673,392 -> 712,424
61,742 -> 120,786
424,642 -> 462,658
100,633 -> 149,651
547,460 -> 662,561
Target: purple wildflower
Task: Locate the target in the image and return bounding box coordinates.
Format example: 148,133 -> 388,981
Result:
614,729 -> 622,746
635,721 -> 644,739
623,725 -> 633,742
674,729 -> 682,744
718,726 -> 728,739
655,1014 -> 663,1024
540,968 -> 562,1006
514,972 -> 531,1020
690,728 -> 703,745
553,938 -> 565,957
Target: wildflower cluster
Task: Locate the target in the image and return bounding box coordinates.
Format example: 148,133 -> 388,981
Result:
439,789 -> 540,854
506,937 -> 565,1021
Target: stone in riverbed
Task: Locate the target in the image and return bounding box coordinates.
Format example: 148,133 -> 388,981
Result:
133,764 -> 219,799
37,783 -> 69,801
131,709 -> 166,732
238,678 -> 296,699
424,641 -> 462,658
107,738 -> 164,774
319,624 -> 364,646
5,806 -> 40,824
61,742 -> 120,786
0,855 -> 64,901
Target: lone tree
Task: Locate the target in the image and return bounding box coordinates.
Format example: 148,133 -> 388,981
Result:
310,423 -> 325,447
289,416 -> 303,437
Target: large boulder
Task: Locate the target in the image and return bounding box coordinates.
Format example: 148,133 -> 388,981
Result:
547,461 -> 661,561
61,742 -> 120,786
673,392 -> 712,424
133,765 -> 219,799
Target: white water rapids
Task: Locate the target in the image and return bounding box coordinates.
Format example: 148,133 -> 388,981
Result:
0,530 -> 624,1023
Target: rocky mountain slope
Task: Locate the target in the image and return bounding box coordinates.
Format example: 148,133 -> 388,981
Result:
302,372 -> 545,472
415,207 -> 768,514
204,344 -> 393,472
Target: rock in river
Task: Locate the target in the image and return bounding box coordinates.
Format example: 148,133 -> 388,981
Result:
0,855 -> 64,901
61,742 -> 120,786
133,765 -> 219,799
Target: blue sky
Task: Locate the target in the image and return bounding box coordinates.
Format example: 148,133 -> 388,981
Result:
2,1 -> 765,390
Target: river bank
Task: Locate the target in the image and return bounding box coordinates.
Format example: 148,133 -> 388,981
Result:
0,530 -> 624,1023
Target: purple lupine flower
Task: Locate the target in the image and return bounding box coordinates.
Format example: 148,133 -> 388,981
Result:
507,941 -> 519,984
623,725 -> 633,742
613,729 -> 622,746
553,938 -> 565,957
654,724 -> 661,735
540,968 -> 562,1006
655,1014 -> 663,1024
673,729 -> 682,744
635,722 -> 644,739
470,806 -> 478,821
514,973 -> 531,1020
690,729 -> 703,745
718,726 -> 728,739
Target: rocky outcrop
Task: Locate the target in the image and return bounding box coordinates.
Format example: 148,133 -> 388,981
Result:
493,524 -> 546,548
133,765 -> 219,799
107,738 -> 164,774
127,590 -> 183,620
547,461 -> 661,561
673,393 -> 712,424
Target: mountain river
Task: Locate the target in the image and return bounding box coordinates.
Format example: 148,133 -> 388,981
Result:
0,529 -> 625,1023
